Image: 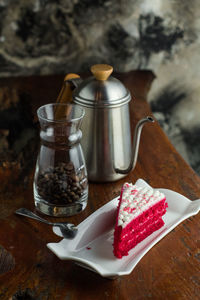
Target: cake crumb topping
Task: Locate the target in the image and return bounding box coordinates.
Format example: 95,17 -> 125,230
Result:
118,183 -> 165,227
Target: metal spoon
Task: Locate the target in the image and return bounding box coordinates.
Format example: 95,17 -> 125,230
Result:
15,208 -> 78,239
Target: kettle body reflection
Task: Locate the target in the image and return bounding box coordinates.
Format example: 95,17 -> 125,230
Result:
58,64 -> 154,182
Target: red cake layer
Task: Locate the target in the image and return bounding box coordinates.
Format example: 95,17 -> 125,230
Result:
113,200 -> 167,258
114,217 -> 164,259
113,184 -> 168,259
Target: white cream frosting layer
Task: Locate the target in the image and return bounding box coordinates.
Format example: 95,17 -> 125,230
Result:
118,183 -> 165,228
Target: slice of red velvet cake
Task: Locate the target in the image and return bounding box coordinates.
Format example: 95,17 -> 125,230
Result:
113,183 -> 168,259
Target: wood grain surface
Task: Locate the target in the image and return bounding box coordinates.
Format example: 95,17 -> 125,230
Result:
0,71 -> 200,299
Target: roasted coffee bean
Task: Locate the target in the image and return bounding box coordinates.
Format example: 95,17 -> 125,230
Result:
36,161 -> 86,205
74,195 -> 80,201
65,162 -> 74,171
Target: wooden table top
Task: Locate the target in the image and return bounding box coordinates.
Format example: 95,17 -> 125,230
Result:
0,71 -> 200,299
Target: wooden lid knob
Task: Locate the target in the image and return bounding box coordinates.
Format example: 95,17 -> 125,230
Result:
90,64 -> 113,81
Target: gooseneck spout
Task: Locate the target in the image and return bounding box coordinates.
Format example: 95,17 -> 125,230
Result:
115,116 -> 154,174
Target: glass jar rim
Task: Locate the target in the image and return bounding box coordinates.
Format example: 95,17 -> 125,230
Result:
37,103 -> 85,123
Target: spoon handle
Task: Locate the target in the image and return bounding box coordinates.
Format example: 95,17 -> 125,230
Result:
15,208 -> 52,225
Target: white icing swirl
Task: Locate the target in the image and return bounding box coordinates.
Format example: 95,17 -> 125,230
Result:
118,183 -> 166,228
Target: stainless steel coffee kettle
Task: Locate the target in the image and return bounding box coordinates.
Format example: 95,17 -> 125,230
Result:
59,64 -> 154,182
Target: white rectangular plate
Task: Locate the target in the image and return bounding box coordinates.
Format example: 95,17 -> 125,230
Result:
47,179 -> 200,278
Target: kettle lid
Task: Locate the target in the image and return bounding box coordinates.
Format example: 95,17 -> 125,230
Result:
73,64 -> 131,108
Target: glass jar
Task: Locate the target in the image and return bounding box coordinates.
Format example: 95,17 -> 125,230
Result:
33,103 -> 88,217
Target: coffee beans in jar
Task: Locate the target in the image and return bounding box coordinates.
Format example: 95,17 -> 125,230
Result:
36,162 -> 87,205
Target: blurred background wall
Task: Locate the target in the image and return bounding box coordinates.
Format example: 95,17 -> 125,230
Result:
0,0 -> 190,76
1,0 -> 200,173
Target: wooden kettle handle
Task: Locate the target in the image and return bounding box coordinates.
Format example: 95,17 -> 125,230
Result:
56,73 -> 80,104
55,73 -> 80,120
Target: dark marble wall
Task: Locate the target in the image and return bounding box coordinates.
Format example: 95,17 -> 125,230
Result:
0,0 -> 186,77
